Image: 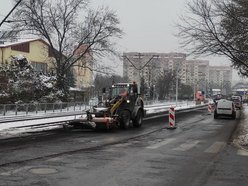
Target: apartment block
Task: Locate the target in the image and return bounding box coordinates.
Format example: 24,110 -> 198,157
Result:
123,52 -> 187,86
185,60 -> 209,91
209,66 -> 232,89
123,52 -> 233,95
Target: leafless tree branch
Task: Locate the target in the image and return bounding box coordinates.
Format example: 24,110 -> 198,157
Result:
11,0 -> 123,99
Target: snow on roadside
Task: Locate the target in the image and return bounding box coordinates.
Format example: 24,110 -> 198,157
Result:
0,101 -> 200,138
233,106 -> 248,149
0,126 -> 61,140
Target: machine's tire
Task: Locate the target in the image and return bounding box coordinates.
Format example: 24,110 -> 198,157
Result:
63,124 -> 72,131
120,110 -> 131,129
232,111 -> 236,120
214,110 -> 219,119
133,109 -> 143,128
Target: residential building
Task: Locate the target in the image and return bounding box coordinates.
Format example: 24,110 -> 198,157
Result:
0,39 -> 94,91
73,45 -> 93,89
123,52 -> 234,96
209,66 -> 232,94
159,53 -> 187,84
0,39 -> 55,74
185,60 -> 209,92
123,52 -> 187,86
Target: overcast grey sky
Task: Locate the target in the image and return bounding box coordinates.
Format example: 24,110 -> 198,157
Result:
92,0 -> 187,53
0,0 -> 244,82
90,0 -> 242,82
0,0 -> 225,59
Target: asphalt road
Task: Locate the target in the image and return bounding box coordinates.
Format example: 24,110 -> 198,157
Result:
0,108 -> 247,186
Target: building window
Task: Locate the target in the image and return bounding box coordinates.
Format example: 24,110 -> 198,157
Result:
11,42 -> 30,53
31,61 -> 47,74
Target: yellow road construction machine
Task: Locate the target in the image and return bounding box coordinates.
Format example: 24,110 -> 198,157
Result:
65,83 -> 145,130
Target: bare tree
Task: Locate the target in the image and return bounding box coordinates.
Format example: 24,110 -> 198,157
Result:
177,0 -> 248,77
156,69 -> 177,100
94,74 -> 128,93
11,0 -> 123,100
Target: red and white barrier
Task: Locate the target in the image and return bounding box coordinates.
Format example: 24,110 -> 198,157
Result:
167,107 -> 176,129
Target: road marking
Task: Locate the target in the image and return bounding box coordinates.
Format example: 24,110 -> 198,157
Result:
173,140 -> 200,151
204,142 -> 226,153
237,150 -> 248,156
147,138 -> 176,149
0,166 -> 32,176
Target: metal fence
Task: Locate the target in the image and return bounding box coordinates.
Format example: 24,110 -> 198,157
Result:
0,99 -> 195,117
0,102 -> 90,116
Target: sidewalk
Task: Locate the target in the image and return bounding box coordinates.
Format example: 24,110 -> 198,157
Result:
233,105 -> 248,150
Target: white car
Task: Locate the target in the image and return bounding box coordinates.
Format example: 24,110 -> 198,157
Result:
214,99 -> 236,119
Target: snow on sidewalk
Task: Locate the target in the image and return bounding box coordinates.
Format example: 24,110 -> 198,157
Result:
233,105 -> 248,150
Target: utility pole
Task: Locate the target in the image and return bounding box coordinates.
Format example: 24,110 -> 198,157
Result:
176,73 -> 178,106
175,62 -> 180,107
137,53 -> 143,95
193,82 -> 196,101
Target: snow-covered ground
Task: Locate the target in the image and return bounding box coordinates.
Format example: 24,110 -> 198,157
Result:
233,106 -> 248,150
0,101 -> 204,138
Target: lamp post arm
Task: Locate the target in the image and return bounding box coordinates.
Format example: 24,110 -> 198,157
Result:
123,55 -> 159,71
140,55 -> 159,70
123,56 -> 139,70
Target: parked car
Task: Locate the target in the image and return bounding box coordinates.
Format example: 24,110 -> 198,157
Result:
214,99 -> 236,119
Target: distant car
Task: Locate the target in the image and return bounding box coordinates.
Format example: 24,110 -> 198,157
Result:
231,95 -> 242,110
214,99 -> 236,119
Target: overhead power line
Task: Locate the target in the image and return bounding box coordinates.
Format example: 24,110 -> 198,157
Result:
0,0 -> 23,28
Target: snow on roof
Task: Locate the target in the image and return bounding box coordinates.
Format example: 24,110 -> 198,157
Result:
69,87 -> 83,91
212,89 -> 221,91
236,89 -> 248,91
0,38 -> 45,48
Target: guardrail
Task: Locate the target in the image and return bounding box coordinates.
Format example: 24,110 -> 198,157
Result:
0,100 -> 194,117
0,102 -> 90,117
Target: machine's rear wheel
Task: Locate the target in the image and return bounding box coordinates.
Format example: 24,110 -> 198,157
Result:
214,110 -> 218,119
120,110 -> 131,129
232,111 -> 236,120
63,124 -> 72,131
133,110 -> 143,128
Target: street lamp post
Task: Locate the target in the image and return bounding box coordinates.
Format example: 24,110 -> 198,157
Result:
176,74 -> 178,106
153,84 -> 155,101
193,82 -> 196,101
175,61 -> 180,107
